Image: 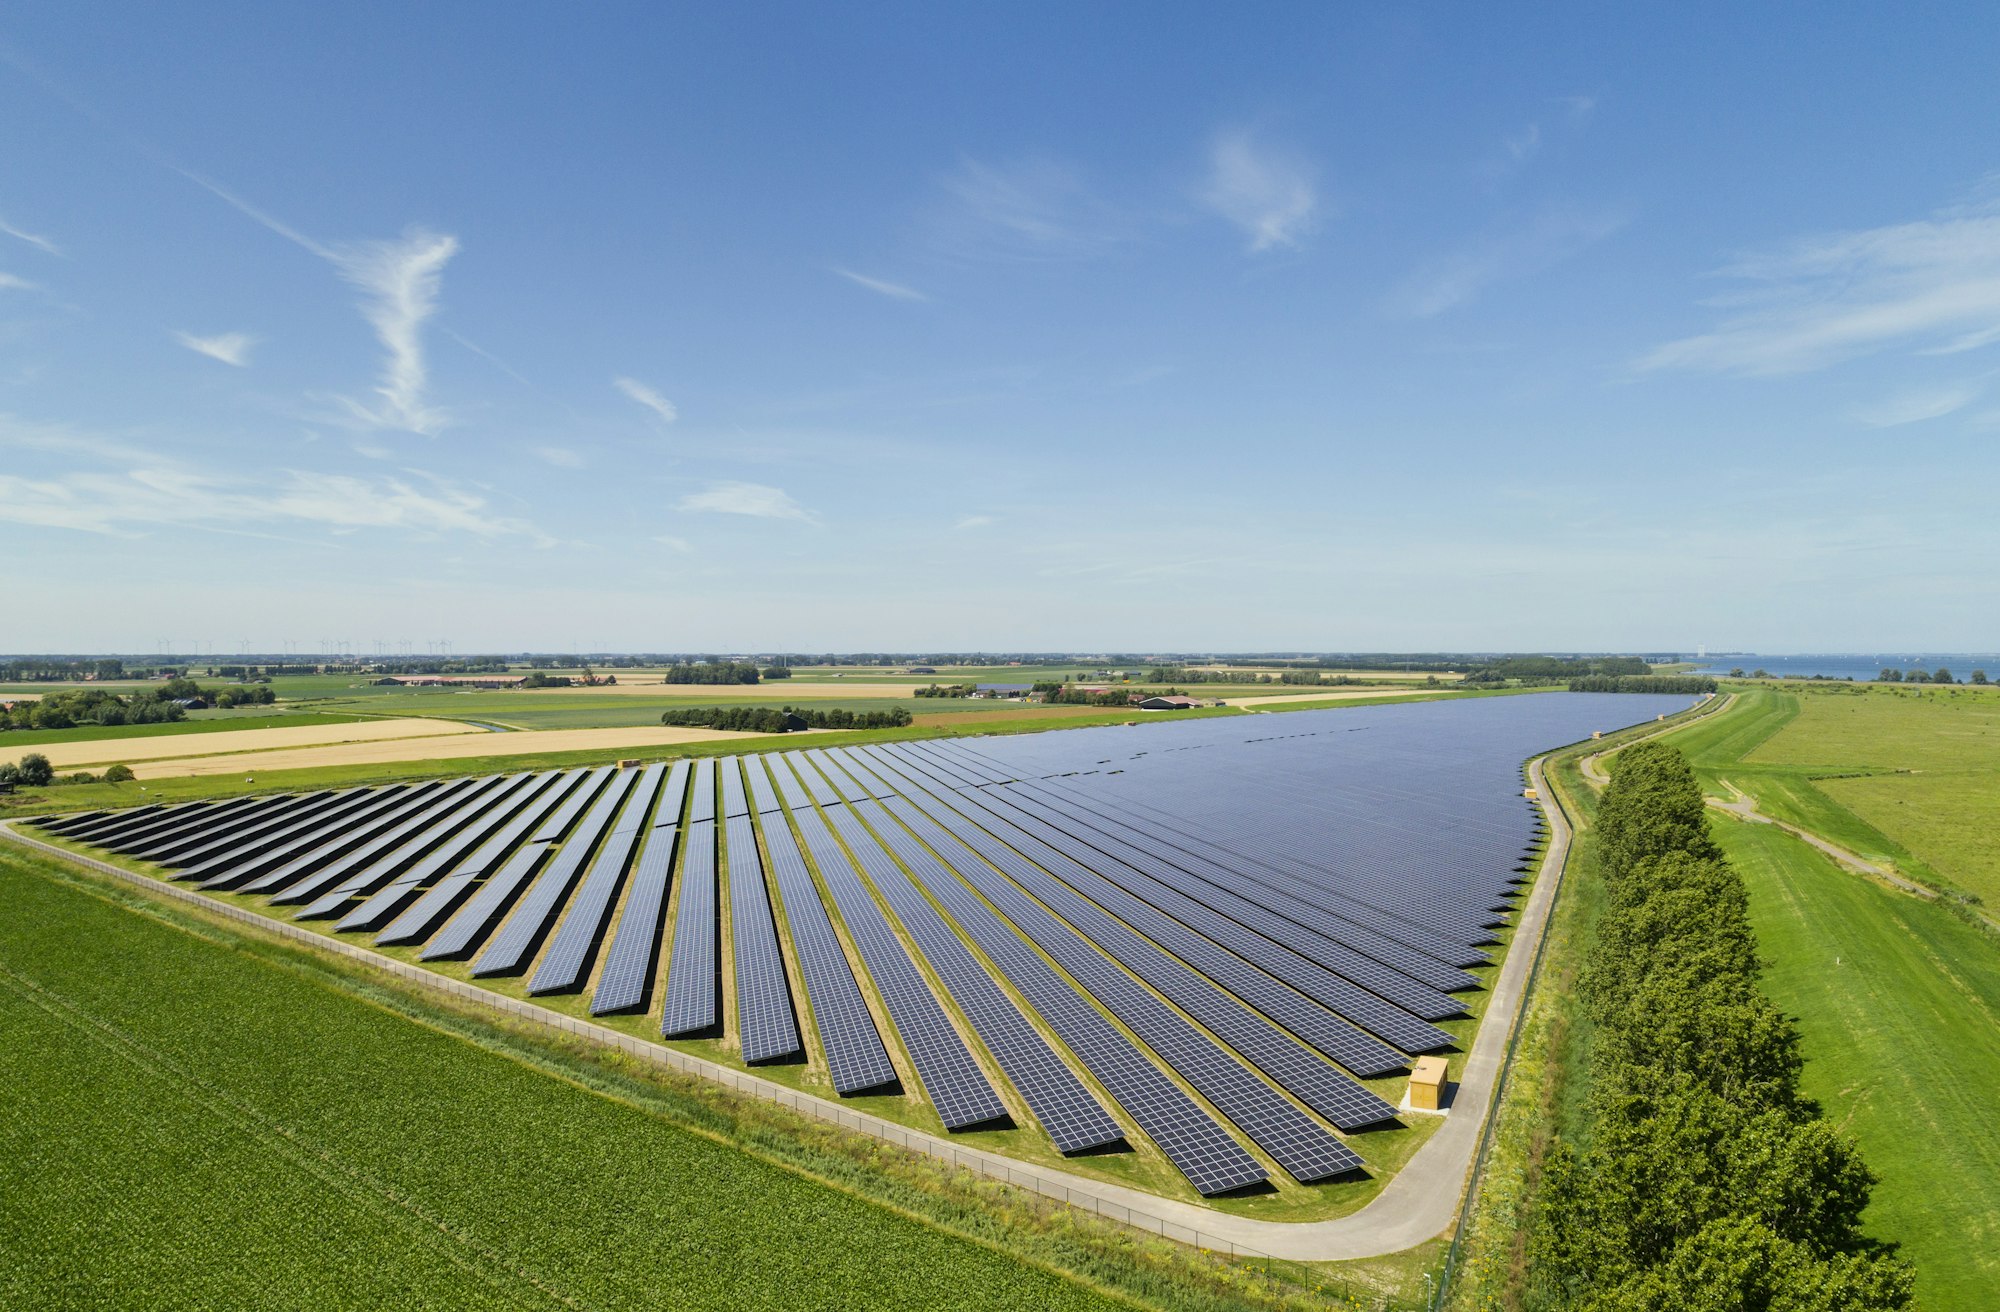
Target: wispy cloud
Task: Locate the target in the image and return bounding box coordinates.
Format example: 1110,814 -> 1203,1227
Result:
172,173 -> 456,433
615,375 -> 678,424
654,534 -> 693,553
832,267 -> 928,301
534,445 -> 585,468
173,330 -> 255,367
674,480 -> 816,523
1388,206 -> 1626,318
0,447 -> 546,547
0,219 -> 60,257
954,514 -> 997,530
329,229 -> 458,434
1851,383 -> 1981,427
1199,131 -> 1318,253
930,156 -> 1130,262
1639,193 -> 2000,375
0,272 -> 40,292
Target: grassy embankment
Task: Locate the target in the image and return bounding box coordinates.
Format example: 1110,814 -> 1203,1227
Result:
0,844 -> 1433,1310
1448,685 -> 1999,1310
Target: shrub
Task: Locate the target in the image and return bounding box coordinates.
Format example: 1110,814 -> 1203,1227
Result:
15,752 -> 53,786
103,764 -> 136,783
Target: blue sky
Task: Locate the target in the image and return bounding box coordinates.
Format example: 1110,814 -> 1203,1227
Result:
3,3 -> 1996,653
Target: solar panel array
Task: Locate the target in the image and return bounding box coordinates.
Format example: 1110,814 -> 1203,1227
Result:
41,691 -> 1693,1198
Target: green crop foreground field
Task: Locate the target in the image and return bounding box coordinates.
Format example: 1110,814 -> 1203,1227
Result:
1635,686 -> 2000,1308
2,847 -> 1378,1312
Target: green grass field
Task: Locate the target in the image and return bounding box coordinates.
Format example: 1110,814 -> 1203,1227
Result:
0,850 -> 1139,1311
1632,686 -> 2000,1308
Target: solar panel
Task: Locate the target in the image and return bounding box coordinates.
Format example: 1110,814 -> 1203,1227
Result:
824,756 -> 1262,1195
295,772 -> 539,920
850,752 -> 1366,1180
271,776 -> 506,907
180,787 -> 393,887
375,770 -> 588,946
591,825 -> 678,1014
419,843 -> 551,961
687,757 -> 717,826
660,820 -> 719,1036
744,753 -> 783,814
725,811 -> 801,1063
529,763 -> 667,993
755,793 -> 895,1092
772,755 -> 1008,1129
721,755 -> 750,818
232,782 -> 451,894
329,772 -> 557,930
471,767 -> 640,977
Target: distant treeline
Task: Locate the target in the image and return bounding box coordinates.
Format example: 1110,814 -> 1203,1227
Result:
914,684 -> 976,698
1568,675 -> 1717,694
1878,667 -> 1986,685
659,705 -> 912,732
1527,743 -> 1911,1308
1,659 -> 143,682
662,662 -> 762,685
1,679 -> 277,731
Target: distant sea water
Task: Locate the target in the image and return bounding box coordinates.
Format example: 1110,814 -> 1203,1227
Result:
1687,654 -> 2000,681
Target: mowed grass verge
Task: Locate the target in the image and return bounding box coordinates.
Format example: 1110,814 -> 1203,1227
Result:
0,850 -> 1129,1312
1545,685 -> 2000,1308
1713,814 -> 2000,1309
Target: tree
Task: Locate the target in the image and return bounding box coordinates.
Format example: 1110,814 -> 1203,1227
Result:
1932,668 -> 1954,684
1729,668 -> 1746,678
16,752 -> 53,786
1878,668 -> 1903,683
103,764 -> 136,783
1973,669 -> 1989,685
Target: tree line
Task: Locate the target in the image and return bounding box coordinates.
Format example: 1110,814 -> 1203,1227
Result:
659,705 -> 913,732
1878,667 -> 1985,684
1567,675 -> 1718,694
662,662 -> 763,685
1526,742 -> 1911,1309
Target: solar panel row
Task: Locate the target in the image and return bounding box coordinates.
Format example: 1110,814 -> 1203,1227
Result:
848,750 -> 1365,1182
726,809 -> 802,1064
660,819 -> 719,1036
805,758 -> 1122,1151
755,764 -> 896,1092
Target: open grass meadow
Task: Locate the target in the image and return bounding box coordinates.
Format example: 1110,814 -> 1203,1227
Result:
4,846 -> 1388,1312
1608,685 -> 2000,1308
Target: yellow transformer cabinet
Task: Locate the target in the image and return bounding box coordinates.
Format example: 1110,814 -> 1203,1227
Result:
1409,1056 -> 1449,1111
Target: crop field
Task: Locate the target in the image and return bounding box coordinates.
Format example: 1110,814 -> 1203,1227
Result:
0,851 -> 1125,1311
33,717 -> 489,771
21,692 -> 1693,1220
67,723 -> 751,779
1640,686 -> 2000,1308
0,710 -> 365,751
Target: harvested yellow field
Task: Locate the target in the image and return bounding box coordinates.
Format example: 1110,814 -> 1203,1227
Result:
45,717 -> 485,769
1226,688 -> 1443,708
110,723 -> 755,779
525,681 -> 929,698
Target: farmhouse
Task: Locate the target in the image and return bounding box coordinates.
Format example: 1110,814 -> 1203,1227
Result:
1136,695 -> 1199,710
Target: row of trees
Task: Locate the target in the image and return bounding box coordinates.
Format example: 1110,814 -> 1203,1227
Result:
914,684 -> 976,698
659,705 -> 913,732
0,754 -> 134,787
1567,675 -> 1718,694
1527,742 -> 1911,1308
662,662 -> 763,685
2,687 -> 188,731
1879,667 -> 1986,684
